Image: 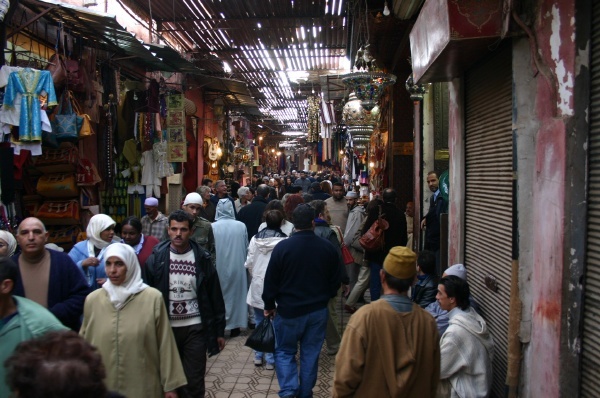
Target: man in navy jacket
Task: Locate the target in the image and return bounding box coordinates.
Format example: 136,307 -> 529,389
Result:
263,204 -> 343,398
12,217 -> 89,330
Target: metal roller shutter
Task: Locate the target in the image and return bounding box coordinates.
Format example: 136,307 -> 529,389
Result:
582,1 -> 600,396
464,43 -> 513,397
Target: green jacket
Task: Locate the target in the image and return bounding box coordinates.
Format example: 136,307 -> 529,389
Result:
0,296 -> 67,397
192,216 -> 216,265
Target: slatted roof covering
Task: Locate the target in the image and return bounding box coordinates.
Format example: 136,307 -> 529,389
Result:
192,74 -> 260,116
122,0 -> 349,132
15,0 -> 186,73
144,43 -> 203,74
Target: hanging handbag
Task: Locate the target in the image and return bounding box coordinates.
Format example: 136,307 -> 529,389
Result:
70,91 -> 94,138
359,205 -> 389,252
47,53 -> 67,88
245,317 -> 275,353
51,91 -> 82,142
341,243 -> 355,265
46,27 -> 67,88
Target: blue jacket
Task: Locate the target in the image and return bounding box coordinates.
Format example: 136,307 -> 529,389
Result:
12,250 -> 90,330
262,230 -> 343,318
68,240 -> 108,290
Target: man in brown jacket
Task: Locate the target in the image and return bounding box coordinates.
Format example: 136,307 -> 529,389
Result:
333,246 -> 440,397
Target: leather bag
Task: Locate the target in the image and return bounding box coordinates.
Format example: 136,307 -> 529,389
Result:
70,92 -> 94,138
341,243 -> 355,265
51,91 -> 83,142
46,53 -> 67,88
359,205 -> 389,252
34,146 -> 79,173
35,200 -> 80,224
36,173 -> 78,198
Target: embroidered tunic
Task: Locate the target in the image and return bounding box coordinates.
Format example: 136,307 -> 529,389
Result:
4,68 -> 57,141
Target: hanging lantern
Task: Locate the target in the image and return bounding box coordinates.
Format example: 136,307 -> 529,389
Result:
347,125 -> 375,144
342,92 -> 380,127
341,71 -> 397,110
405,74 -> 428,102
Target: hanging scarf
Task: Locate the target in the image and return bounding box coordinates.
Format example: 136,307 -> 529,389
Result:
102,243 -> 148,310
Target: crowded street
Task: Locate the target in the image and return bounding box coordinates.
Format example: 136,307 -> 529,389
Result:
0,0 -> 598,397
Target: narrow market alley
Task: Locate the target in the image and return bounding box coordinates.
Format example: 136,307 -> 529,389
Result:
204,294 -> 351,398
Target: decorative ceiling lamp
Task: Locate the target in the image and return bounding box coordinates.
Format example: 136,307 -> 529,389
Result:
405,74 -> 428,102
342,92 -> 380,127
342,70 -> 396,110
347,125 -> 375,143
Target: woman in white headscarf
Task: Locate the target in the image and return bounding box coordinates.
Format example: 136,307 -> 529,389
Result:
0,230 -> 17,257
211,198 -> 249,337
68,214 -> 116,290
80,243 -> 187,398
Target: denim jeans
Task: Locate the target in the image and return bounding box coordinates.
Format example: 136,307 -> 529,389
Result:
253,307 -> 274,364
369,261 -> 383,301
273,307 -> 327,398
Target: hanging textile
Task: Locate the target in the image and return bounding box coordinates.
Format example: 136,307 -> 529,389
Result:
3,68 -> 57,142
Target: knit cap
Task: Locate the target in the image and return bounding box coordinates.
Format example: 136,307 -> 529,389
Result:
444,263 -> 467,281
383,246 -> 417,279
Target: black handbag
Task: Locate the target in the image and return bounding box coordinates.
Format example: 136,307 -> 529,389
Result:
51,91 -> 83,143
245,317 -> 275,353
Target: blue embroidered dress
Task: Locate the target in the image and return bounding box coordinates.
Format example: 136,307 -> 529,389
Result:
4,68 -> 57,141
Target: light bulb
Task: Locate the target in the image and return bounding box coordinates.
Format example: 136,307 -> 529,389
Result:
339,150 -> 344,155
383,1 -> 390,16
369,161 -> 375,168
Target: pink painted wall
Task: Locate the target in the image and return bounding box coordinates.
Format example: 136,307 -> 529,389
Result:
447,79 -> 464,267
528,1 -> 575,396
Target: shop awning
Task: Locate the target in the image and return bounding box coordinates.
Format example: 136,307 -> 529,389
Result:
15,0 -> 199,74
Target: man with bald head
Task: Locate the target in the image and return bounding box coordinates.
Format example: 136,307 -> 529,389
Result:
11,218 -> 89,330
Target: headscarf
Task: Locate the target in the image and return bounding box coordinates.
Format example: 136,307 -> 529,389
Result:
215,198 -> 235,221
102,243 -> 148,310
0,230 -> 17,257
86,214 -> 116,256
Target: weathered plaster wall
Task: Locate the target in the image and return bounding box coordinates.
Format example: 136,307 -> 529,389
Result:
422,91 -> 435,218
513,36 -> 537,398
447,78 -> 464,266
527,1 -> 579,396
559,0 -> 590,395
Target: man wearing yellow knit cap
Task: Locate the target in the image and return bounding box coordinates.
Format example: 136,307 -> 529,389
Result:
333,246 -> 440,398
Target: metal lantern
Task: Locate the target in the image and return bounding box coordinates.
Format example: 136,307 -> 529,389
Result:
342,93 -> 380,127
341,71 -> 397,110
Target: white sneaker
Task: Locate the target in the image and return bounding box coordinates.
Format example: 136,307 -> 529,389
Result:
265,363 -> 275,370
254,358 -> 263,366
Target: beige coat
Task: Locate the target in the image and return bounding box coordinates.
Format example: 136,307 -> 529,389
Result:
80,288 -> 187,398
333,300 -> 440,397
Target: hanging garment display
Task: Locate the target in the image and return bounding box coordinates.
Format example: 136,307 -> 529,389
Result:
140,149 -> 161,198
0,66 -> 53,147
4,68 -> 57,142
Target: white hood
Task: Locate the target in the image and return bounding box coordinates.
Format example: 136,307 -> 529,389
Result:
449,307 -> 495,362
254,236 -> 286,255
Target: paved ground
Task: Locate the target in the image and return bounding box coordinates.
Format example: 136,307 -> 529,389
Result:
204,293 -> 361,398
